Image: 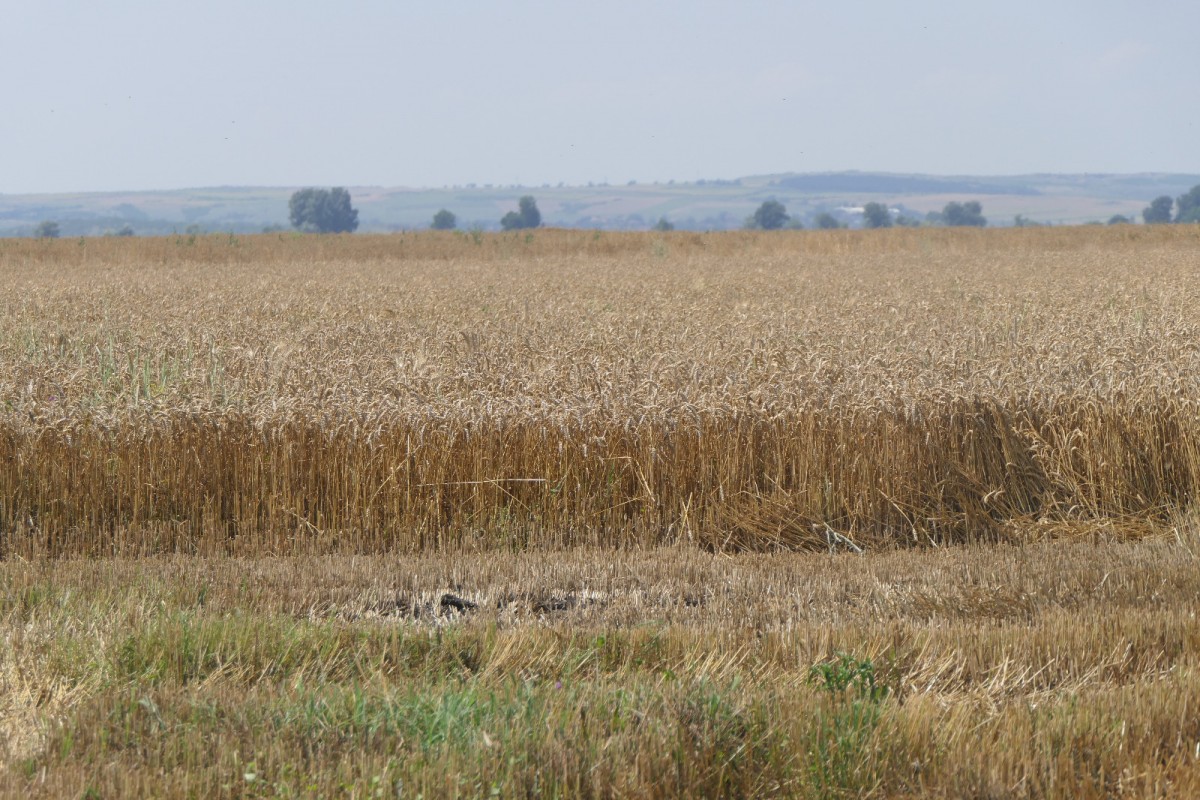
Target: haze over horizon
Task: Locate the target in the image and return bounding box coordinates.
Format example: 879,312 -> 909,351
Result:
4,0 -> 1196,195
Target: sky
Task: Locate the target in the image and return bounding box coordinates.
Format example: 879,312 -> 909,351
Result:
2,0 -> 1197,194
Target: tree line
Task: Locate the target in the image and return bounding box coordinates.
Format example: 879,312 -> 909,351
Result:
743,199 -> 987,230
286,190 -> 989,234
1141,185 -> 1200,224
287,190 -> 546,234
24,182 -> 1200,237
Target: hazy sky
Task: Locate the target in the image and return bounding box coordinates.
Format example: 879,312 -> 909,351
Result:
3,1 -> 1196,194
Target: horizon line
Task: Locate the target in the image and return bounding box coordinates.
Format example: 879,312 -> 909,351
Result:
7,168 -> 1200,198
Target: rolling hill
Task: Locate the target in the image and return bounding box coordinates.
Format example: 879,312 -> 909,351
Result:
1,171 -> 1196,236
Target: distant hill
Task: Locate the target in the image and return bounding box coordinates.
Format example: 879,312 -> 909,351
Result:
2,172 -> 1197,236
773,173 -> 1038,196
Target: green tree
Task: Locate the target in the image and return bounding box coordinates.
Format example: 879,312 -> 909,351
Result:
652,217 -> 675,231
942,201 -> 987,227
861,202 -> 892,229
501,196 -> 542,230
1142,195 -> 1173,225
814,212 -> 843,230
751,200 -> 790,230
33,221 -> 60,239
519,196 -> 541,228
289,187 -> 360,233
1107,215 -> 1131,225
1175,185 -> 1200,223
431,209 -> 457,230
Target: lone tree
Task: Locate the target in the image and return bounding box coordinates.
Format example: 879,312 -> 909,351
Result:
814,212 -> 843,230
1142,195 -> 1173,225
1175,185 -> 1200,223
862,202 -> 892,229
501,196 -> 541,230
289,187 -> 359,233
751,200 -> 790,230
33,221 -> 60,239
431,209 -> 457,230
652,217 -> 675,231
942,200 -> 987,227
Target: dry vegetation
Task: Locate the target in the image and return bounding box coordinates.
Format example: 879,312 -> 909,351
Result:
2,227 -> 1199,555
3,537 -> 1200,797
2,226 -> 1200,796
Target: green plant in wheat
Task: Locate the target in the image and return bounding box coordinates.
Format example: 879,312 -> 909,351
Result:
807,652 -> 890,796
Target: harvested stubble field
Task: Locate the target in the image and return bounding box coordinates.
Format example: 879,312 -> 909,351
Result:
2,227 -> 1200,797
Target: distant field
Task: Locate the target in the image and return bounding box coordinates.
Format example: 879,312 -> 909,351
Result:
3,171 -> 1197,234
2,227 -> 1200,797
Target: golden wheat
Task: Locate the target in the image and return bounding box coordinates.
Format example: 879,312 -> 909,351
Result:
1,227 -> 1198,555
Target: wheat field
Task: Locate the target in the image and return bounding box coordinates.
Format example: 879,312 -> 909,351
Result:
2,226 -> 1198,555
2,227 -> 1200,797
